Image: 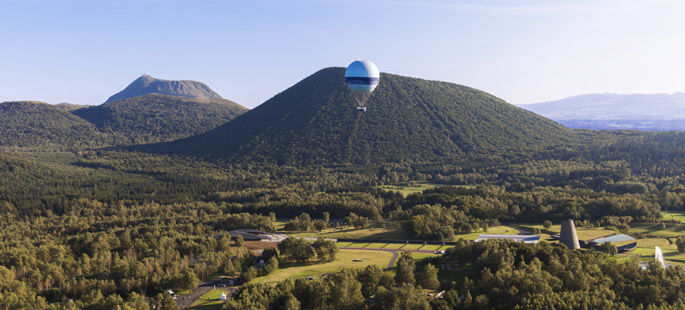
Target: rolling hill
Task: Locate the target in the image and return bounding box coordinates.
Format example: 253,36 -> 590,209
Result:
73,93 -> 248,144
105,74 -> 224,103
149,67 -> 575,165
0,101 -> 106,149
521,93 -> 685,130
54,103 -> 89,111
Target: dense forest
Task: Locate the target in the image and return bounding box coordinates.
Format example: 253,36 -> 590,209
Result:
0,101 -> 107,149
73,94 -> 246,145
5,69 -> 685,308
0,94 -> 246,150
228,240 -> 685,310
2,128 -> 685,308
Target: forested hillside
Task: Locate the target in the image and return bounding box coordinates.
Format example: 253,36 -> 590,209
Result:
152,67 -> 575,165
73,94 -> 247,144
0,101 -> 107,149
6,69 -> 685,309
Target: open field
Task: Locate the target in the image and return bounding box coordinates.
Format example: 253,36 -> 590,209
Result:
254,250 -> 394,284
377,182 -> 442,197
515,223 -> 617,242
420,244 -> 444,251
367,243 -> 389,248
338,241 -> 448,253
188,289 -> 229,310
662,211 -> 685,223
401,244 -> 424,250
575,228 -> 617,240
174,288 -> 192,295
629,222 -> 685,238
614,238 -> 685,266
378,182 -> 475,197
411,252 -> 441,260
345,242 -> 371,248
285,225 -> 409,240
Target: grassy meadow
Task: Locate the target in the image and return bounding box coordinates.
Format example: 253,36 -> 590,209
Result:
254,250 -> 395,284
377,182 -> 475,197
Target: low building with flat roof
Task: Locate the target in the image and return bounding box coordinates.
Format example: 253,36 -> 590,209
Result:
227,229 -> 271,241
590,234 -> 635,245
475,234 -> 540,244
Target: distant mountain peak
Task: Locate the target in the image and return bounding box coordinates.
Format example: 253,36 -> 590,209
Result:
106,75 -> 224,103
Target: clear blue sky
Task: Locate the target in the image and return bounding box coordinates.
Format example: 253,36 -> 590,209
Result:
1,0 -> 684,108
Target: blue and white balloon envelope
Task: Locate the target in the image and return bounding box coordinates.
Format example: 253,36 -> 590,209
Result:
345,60 -> 380,108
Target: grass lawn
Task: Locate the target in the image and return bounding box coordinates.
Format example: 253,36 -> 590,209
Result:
662,211 -> 685,223
174,288 -> 192,295
401,244 -> 424,250
515,223 -> 616,242
367,243 -> 389,248
419,244 -> 443,251
289,226 -> 409,240
382,243 -> 408,249
615,238 -> 685,266
629,238 -> 675,256
377,182 -> 441,197
629,222 -> 685,238
388,252 -> 441,268
188,289 -> 229,310
273,220 -> 288,231
345,242 -> 372,248
412,252 -> 441,260
575,228 -> 616,240
378,181 -> 475,197
254,250 -> 394,284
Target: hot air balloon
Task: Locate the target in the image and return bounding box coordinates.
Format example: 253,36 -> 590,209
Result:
345,60 -> 379,112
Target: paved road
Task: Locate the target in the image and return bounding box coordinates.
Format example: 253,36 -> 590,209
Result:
174,278 -> 225,309
387,251 -> 399,269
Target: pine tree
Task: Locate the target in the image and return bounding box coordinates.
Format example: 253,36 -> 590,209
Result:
417,263 -> 440,289
395,251 -> 415,285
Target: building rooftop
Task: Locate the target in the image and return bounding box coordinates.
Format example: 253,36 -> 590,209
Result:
475,234 -> 540,244
591,234 -> 635,244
